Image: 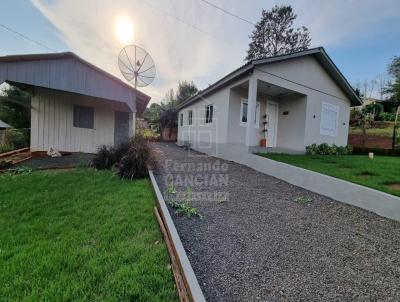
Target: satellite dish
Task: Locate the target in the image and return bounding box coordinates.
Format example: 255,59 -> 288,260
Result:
118,45 -> 156,88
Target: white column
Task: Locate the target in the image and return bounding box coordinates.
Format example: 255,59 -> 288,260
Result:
245,77 -> 257,146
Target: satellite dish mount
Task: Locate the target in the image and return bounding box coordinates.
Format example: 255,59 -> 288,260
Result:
118,45 -> 156,89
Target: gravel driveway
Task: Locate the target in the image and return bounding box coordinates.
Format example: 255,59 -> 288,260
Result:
152,143 -> 400,302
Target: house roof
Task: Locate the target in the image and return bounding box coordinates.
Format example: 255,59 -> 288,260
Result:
0,52 -> 151,114
177,47 -> 362,109
0,119 -> 11,128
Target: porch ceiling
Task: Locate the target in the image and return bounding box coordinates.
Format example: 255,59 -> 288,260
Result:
237,80 -> 304,98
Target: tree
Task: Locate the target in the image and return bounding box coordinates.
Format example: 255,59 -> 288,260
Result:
0,85 -> 31,128
159,89 -> 178,129
176,80 -> 198,104
385,56 -> 400,106
245,5 -> 311,61
143,103 -> 161,126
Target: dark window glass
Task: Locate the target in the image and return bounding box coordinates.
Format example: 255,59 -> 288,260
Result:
180,113 -> 183,126
241,102 -> 248,123
205,105 -> 213,123
188,110 -> 193,125
73,105 -> 94,129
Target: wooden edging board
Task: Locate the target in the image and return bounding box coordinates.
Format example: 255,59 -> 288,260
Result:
0,147 -> 29,159
148,170 -> 206,302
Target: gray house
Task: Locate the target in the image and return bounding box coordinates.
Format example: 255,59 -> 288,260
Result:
177,47 -> 362,162
0,52 -> 150,154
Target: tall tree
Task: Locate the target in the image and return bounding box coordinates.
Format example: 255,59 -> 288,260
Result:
0,85 -> 31,128
386,56 -> 400,106
176,80 -> 198,104
245,5 -> 311,61
143,103 -> 161,125
159,89 -> 178,129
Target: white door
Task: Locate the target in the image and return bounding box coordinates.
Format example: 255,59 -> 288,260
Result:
266,102 -> 278,147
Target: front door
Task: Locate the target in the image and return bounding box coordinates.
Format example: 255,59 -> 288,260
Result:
114,111 -> 130,146
266,102 -> 278,147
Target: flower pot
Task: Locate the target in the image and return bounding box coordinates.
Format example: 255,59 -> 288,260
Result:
260,138 -> 267,147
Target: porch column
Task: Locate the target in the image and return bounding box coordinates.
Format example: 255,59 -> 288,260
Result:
245,78 -> 257,146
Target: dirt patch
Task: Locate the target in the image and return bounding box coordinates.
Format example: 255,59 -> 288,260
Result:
387,182 -> 400,191
348,134 -> 392,149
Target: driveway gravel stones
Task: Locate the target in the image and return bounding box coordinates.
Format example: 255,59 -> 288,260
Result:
152,143 -> 400,302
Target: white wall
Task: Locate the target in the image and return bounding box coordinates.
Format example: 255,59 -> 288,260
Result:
178,88 -> 230,152
255,56 -> 351,148
30,87 -> 131,153
178,55 -> 352,155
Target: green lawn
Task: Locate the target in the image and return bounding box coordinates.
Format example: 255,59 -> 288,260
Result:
258,154 -> 400,197
0,169 -> 178,302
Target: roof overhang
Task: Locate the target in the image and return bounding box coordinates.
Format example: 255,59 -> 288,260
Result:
0,52 -> 151,114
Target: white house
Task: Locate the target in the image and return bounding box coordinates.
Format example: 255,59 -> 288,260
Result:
0,52 -> 150,154
177,47 -> 362,162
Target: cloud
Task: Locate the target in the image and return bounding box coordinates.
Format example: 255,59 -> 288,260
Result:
31,0 -> 246,103
31,0 -> 400,103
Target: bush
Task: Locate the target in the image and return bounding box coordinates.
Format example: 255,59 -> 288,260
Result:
137,129 -> 160,141
92,145 -> 116,170
0,129 -> 29,153
376,112 -> 396,122
93,135 -> 157,179
6,129 -> 28,149
117,136 -> 157,180
92,142 -> 131,170
0,143 -> 14,154
306,143 -> 352,155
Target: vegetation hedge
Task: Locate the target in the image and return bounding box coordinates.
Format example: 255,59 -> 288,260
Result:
92,134 -> 157,179
306,143 -> 353,155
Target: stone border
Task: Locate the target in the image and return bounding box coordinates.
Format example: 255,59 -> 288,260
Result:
247,154 -> 400,222
149,170 -> 206,302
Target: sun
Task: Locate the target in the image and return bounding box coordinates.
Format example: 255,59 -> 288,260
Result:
115,16 -> 134,44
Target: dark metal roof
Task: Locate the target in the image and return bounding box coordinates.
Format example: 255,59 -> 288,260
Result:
177,47 -> 362,109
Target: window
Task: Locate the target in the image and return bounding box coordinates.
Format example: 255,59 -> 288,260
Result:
73,104 -> 94,129
205,105 -> 213,124
180,113 -> 183,126
240,99 -> 260,128
320,102 -> 339,137
188,110 -> 193,125
240,100 -> 248,124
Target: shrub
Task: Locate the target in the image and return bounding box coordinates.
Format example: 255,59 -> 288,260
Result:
92,141 -> 132,170
376,112 -> 396,122
92,145 -> 116,170
117,136 -> 157,180
137,129 -> 160,141
306,143 -> 352,155
0,129 -> 29,153
113,141 -> 130,163
0,143 -> 14,154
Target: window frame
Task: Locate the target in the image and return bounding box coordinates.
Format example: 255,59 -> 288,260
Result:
180,112 -> 184,127
205,104 -> 213,124
73,104 -> 94,129
320,102 -> 339,137
239,98 -> 260,128
188,110 -> 193,125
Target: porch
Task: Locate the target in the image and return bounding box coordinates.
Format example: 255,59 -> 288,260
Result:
228,78 -> 307,153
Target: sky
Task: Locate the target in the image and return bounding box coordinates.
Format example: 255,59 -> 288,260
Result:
0,0 -> 399,103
